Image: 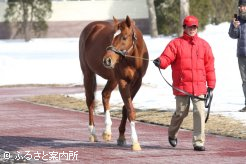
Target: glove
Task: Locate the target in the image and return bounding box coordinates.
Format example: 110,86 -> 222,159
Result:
153,58 -> 160,67
233,19 -> 240,28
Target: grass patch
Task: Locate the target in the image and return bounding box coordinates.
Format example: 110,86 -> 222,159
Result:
24,94 -> 246,140
25,94 -> 87,111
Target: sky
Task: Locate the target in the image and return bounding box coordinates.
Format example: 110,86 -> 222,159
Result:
0,22 -> 246,125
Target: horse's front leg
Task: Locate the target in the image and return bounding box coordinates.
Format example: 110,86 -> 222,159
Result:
117,105 -> 127,146
118,80 -> 141,151
102,80 -> 117,141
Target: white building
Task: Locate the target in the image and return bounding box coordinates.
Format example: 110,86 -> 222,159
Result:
0,0 -> 149,38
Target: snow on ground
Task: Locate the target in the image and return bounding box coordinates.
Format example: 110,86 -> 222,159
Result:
0,22 -> 245,124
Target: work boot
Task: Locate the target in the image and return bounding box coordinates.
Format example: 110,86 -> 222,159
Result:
194,146 -> 205,151
168,137 -> 177,147
239,106 -> 246,112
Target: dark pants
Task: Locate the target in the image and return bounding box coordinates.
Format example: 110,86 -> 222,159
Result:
238,56 -> 246,105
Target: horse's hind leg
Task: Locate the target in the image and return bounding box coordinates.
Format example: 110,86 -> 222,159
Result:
83,69 -> 98,142
101,80 -> 117,141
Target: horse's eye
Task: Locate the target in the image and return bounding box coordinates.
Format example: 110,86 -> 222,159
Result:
122,35 -> 127,40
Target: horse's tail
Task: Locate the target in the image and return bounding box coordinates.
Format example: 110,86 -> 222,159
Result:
79,25 -> 91,61
79,23 -> 98,69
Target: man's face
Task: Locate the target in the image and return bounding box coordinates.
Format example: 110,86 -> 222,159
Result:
239,5 -> 246,12
184,25 -> 198,36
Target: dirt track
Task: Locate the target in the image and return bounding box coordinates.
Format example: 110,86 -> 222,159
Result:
0,86 -> 245,163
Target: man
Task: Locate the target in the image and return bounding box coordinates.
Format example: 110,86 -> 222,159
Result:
153,15 -> 216,151
228,0 -> 246,112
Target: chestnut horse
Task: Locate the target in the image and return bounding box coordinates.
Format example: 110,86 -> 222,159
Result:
79,16 -> 149,150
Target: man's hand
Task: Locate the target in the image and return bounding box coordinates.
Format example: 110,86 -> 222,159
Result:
233,18 -> 240,28
153,58 -> 160,67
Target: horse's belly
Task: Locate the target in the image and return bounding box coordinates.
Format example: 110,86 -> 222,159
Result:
86,57 -> 115,80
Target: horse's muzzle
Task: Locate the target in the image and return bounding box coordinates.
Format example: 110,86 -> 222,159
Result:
103,57 -> 114,69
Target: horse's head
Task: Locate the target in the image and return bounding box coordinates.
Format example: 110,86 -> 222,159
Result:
103,16 -> 137,69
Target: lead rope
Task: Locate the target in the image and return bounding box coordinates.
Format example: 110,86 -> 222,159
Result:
156,67 -> 212,123
157,67 -> 206,100
123,54 -> 152,61
114,53 -> 212,123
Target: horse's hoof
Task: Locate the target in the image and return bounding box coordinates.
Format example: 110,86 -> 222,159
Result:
117,137 -> 126,146
132,142 -> 141,151
102,132 -> 112,141
89,135 -> 98,142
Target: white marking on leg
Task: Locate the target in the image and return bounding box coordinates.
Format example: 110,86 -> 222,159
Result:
130,121 -> 138,144
88,125 -> 96,136
104,110 -> 112,134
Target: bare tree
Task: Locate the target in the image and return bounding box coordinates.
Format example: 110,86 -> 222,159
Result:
146,0 -> 158,38
179,0 -> 189,36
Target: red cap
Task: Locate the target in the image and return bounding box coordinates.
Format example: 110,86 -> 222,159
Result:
183,15 -> 199,27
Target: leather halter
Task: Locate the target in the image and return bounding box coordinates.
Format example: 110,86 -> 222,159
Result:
106,29 -> 137,57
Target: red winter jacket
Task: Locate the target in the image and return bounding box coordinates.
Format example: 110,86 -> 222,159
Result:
159,33 -> 216,96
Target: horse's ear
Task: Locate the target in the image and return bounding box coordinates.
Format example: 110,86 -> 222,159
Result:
125,15 -> 132,28
113,16 -> 119,30
113,16 -> 118,24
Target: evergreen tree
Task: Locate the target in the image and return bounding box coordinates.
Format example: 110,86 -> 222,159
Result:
4,0 -> 52,41
154,0 -> 237,36
189,0 -> 213,31
210,0 -> 237,25
155,0 -> 180,36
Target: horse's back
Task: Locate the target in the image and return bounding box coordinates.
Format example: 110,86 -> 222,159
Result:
79,21 -> 115,79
